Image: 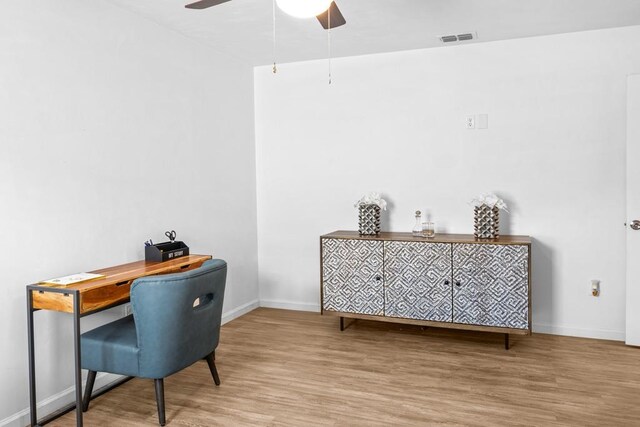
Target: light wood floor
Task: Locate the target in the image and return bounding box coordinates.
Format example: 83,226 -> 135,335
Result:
52,308 -> 640,426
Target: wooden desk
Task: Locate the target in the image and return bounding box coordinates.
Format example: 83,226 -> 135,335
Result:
26,254 -> 212,427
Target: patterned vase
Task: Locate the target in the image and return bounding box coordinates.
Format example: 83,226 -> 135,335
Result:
474,204 -> 500,239
358,204 -> 381,235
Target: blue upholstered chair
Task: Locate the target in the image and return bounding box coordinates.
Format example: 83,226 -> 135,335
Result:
81,259 -> 227,426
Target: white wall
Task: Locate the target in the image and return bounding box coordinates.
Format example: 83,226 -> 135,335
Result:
0,0 -> 258,424
255,26 -> 640,340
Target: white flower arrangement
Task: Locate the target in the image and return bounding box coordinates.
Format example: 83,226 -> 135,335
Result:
470,193 -> 509,212
354,192 -> 388,210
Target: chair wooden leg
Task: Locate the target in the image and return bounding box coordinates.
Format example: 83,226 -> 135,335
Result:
154,378 -> 166,426
82,370 -> 97,412
205,352 -> 221,386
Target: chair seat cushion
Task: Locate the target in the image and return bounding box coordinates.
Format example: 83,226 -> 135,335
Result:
81,314 -> 140,377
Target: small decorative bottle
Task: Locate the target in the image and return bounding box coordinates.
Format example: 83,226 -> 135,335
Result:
412,211 -> 423,237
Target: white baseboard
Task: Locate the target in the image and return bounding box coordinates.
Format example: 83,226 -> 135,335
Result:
532,323 -> 625,341
259,300 -> 626,342
222,299 -> 260,324
2,300 -> 260,427
0,372 -> 123,427
259,299 -> 320,312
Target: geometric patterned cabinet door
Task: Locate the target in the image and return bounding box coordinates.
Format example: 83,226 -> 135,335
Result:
322,238 -> 384,315
384,241 -> 452,322
452,244 -> 529,329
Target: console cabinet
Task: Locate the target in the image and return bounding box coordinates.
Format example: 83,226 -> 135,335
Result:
321,231 -> 531,347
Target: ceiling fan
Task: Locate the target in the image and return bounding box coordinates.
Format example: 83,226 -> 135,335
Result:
184,0 -> 347,30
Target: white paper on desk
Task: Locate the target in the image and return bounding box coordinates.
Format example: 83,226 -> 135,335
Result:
40,273 -> 105,286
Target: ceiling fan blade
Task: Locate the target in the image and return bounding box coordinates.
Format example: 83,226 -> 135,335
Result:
185,0 -> 231,10
317,2 -> 346,30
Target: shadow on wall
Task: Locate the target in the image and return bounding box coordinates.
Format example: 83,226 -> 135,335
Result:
531,238 -> 554,330
380,195 -> 394,232
498,193 -> 517,236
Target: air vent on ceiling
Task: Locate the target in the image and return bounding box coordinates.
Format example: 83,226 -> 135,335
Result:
439,32 -> 477,43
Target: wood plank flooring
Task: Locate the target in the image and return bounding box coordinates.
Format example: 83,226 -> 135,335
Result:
51,308 -> 640,426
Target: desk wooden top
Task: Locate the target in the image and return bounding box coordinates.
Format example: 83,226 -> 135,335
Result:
31,254 -> 212,314
322,231 -> 531,245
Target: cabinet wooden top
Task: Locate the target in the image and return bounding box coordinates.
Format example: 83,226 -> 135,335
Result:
322,231 -> 531,245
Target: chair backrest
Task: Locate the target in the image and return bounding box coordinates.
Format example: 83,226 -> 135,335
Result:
130,259 -> 227,379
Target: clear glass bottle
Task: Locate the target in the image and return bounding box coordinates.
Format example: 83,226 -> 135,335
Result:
412,211 -> 423,237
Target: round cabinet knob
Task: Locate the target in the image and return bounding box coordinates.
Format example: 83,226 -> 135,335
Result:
375,275 -> 382,282
455,281 -> 461,287
444,280 -> 450,285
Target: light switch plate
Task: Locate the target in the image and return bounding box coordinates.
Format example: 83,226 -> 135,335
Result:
477,113 -> 488,129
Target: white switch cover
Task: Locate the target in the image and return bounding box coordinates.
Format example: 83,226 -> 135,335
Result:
466,115 -> 475,129
477,114 -> 488,129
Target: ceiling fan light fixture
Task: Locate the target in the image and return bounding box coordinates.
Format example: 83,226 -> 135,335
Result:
276,0 -> 333,18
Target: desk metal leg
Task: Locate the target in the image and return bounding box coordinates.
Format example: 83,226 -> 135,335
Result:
27,288 -> 38,427
73,291 -> 83,427
26,285 -> 133,426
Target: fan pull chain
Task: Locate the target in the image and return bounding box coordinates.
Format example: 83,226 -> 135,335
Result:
272,0 -> 277,74
327,3 -> 332,84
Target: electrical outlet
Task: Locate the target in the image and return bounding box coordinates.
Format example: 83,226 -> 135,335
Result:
124,303 -> 133,316
466,115 -> 475,129
591,280 -> 600,297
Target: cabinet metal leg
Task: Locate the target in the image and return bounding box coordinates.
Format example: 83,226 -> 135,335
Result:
27,288 -> 37,427
504,333 -> 510,350
339,317 -> 344,331
73,290 -> 84,426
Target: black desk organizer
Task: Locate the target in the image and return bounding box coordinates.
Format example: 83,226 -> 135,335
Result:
145,241 -> 189,262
